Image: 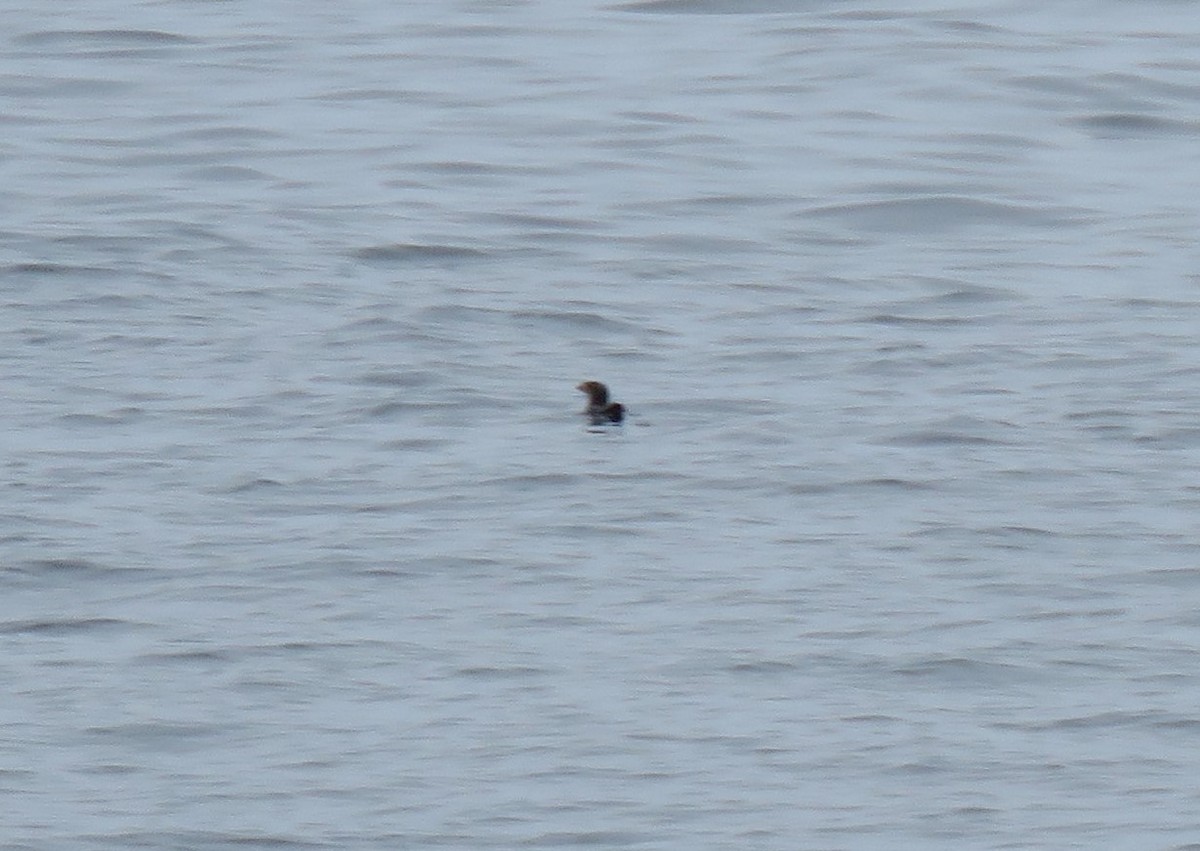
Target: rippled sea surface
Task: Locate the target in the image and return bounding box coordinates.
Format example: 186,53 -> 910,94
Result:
5,1 -> 1200,848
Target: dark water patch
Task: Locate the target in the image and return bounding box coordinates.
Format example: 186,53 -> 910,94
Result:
2,262 -> 118,278
76,763 -> 142,777
481,211 -> 600,232
112,149 -> 264,168
932,19 -> 1006,35
884,424 -> 996,446
139,648 -> 232,664
1143,567 -> 1200,587
668,397 -> 782,416
184,165 -> 273,182
551,522 -> 643,539
883,416 -> 1015,447
168,125 -> 285,143
354,565 -> 425,579
830,9 -> 913,21
863,312 -> 980,327
190,404 -> 272,422
1075,112 -> 1200,138
357,370 -> 440,388
894,656 -> 1031,685
15,29 -> 196,47
93,333 -> 176,350
1119,297 -> 1200,310
856,179 -> 1000,199
455,665 -> 549,680
70,292 -> 145,309
982,525 -> 1057,538
630,232 -> 767,255
366,397 -> 487,420
588,470 -> 692,485
480,473 -> 583,490
667,193 -> 799,215
511,309 -> 642,333
1134,427 -> 1200,449
1150,717 -> 1200,732
526,614 -> 602,629
324,314 -> 409,338
226,478 -> 285,494
57,409 -> 145,427
0,617 -> 129,635
351,243 -> 489,264
620,110 -> 703,125
854,476 -> 934,490
85,723 -> 228,756
522,831 -> 649,847
382,437 -> 455,451
726,658 -> 800,674
1010,74 -> 1102,98
787,477 -> 934,495
1021,710 -> 1165,731
402,555 -> 506,573
311,86 -> 440,104
0,76 -> 132,99
904,279 -> 1020,305
416,303 -> 509,326
411,160 -> 545,177
48,233 -> 154,259
947,131 -> 1051,149
615,0 -> 814,12
106,832 -> 334,850
1064,407 -> 1136,422
689,334 -> 807,360
412,23 -> 523,39
21,557 -> 111,574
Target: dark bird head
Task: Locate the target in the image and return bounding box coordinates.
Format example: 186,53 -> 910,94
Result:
576,380 -> 610,407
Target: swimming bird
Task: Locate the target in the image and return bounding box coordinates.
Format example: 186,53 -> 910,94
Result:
577,380 -> 624,424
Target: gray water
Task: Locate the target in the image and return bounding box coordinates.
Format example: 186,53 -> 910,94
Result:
4,0 -> 1200,848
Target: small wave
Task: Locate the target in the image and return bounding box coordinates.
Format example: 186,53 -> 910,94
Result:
3,262 -> 116,277
895,656 -> 1031,685
366,400 -> 436,419
482,211 -> 598,232
1075,113 -> 1200,138
357,370 -> 439,388
22,557 -> 107,573
381,437 -> 455,451
511,309 -> 640,333
522,831 -> 648,847
226,477 -> 284,493
15,29 -> 196,46
479,473 -> 583,490
863,312 -> 979,327
804,195 -> 1074,233
885,430 -> 1009,447
614,0 -> 809,13
788,477 -> 934,495
726,658 -> 800,674
0,617 -> 129,635
184,165 -> 272,182
455,665 -> 549,680
1032,710 -> 1162,731
351,243 -> 488,264
57,410 -> 144,426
